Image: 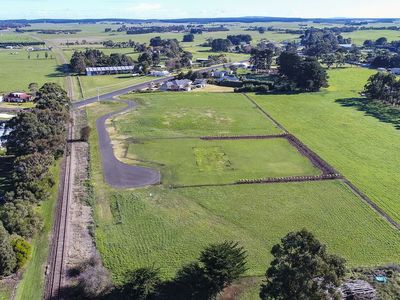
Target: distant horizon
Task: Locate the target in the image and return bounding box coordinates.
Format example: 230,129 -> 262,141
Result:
1,16 -> 400,23
0,0 -> 399,20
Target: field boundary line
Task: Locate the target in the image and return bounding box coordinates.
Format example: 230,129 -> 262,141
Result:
243,93 -> 400,231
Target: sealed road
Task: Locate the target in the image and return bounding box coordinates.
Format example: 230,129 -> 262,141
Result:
95,101 -> 161,188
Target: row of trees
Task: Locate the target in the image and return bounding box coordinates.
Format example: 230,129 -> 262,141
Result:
81,230 -> 346,299
0,83 -> 71,277
70,49 -> 134,73
364,72 -> 400,105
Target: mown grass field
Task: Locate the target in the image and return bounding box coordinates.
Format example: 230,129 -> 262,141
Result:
0,49 -> 63,92
76,74 -> 153,99
86,94 -> 400,287
253,67 -> 400,224
125,138 -> 319,186
116,92 -> 282,138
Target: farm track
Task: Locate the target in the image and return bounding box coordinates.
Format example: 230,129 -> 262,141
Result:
44,123 -> 73,300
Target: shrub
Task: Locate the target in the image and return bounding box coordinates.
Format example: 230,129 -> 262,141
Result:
10,236 -> 31,270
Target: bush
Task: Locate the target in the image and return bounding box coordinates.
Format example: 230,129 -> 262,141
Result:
0,222 -> 17,277
80,126 -> 91,142
10,236 -> 31,270
0,200 -> 43,238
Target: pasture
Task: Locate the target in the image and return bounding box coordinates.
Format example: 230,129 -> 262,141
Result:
0,49 -> 63,92
116,93 -> 282,138
253,67 -> 400,224
86,83 -> 400,287
125,138 -> 320,186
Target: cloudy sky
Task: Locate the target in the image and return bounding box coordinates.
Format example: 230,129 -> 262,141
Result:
0,0 -> 399,19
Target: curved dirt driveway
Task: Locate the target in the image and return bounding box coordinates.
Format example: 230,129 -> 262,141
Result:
96,101 -> 161,188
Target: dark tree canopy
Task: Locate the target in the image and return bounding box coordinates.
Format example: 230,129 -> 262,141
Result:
227,34 -> 252,45
364,72 -> 400,105
0,222 -> 17,277
183,33 -> 195,42
260,229 -> 346,300
301,29 -> 343,57
211,38 -> 232,52
278,51 -> 328,92
122,267 -> 161,300
250,49 -> 274,71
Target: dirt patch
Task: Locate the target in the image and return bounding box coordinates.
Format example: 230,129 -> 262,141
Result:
65,109 -> 97,287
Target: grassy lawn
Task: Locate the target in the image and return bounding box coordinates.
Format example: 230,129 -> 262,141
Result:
125,138 -> 319,186
77,74 -> 153,99
116,93 -> 282,138
343,29 -> 400,45
14,161 -> 61,300
0,49 -> 63,93
86,99 -> 400,287
252,67 -> 400,224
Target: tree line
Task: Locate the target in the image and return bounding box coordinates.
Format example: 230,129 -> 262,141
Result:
72,229 -> 346,300
70,49 -> 134,74
0,83 -> 70,277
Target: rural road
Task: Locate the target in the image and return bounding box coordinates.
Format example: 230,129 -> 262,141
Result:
72,60 -> 248,188
96,100 -> 161,188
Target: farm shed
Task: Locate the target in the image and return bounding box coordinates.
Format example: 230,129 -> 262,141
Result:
340,280 -> 377,300
86,66 -> 135,76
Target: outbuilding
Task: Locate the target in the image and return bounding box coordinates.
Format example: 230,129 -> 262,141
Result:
3,92 -> 33,103
86,66 -> 135,76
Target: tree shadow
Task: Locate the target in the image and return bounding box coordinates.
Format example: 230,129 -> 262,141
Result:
46,65 -> 69,78
336,98 -> 400,130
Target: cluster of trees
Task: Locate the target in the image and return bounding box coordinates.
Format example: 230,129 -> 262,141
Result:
116,25 -> 186,35
301,28 -> 352,57
364,72 -> 400,105
370,52 -> 400,69
0,83 -> 70,277
102,39 -> 142,49
278,51 -> 328,92
139,37 -> 193,72
70,49 -> 134,73
182,34 -> 195,42
227,34 -> 252,45
77,229 -> 346,299
211,38 -> 233,52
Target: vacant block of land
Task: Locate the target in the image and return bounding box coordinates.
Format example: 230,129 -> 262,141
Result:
125,138 -> 320,186
252,67 -> 400,224
116,93 -> 283,138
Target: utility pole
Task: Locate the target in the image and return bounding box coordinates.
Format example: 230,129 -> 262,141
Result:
97,88 -> 100,102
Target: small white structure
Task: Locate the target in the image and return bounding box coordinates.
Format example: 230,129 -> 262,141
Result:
150,70 -> 170,77
211,70 -> 232,78
339,44 -> 354,49
377,68 -> 387,72
231,62 -> 250,69
160,79 -> 193,91
0,95 -> 3,102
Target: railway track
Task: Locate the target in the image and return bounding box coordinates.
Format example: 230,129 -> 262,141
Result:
44,122 -> 74,300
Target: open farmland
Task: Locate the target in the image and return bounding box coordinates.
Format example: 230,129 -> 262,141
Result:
252,67 -> 400,224
125,138 -> 320,186
86,84 -> 400,286
116,93 -> 283,138
0,49 -> 63,92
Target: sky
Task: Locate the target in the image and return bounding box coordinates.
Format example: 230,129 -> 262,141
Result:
0,0 -> 399,20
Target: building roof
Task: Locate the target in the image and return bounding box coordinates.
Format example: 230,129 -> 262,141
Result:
86,66 -> 134,72
6,92 -> 31,100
